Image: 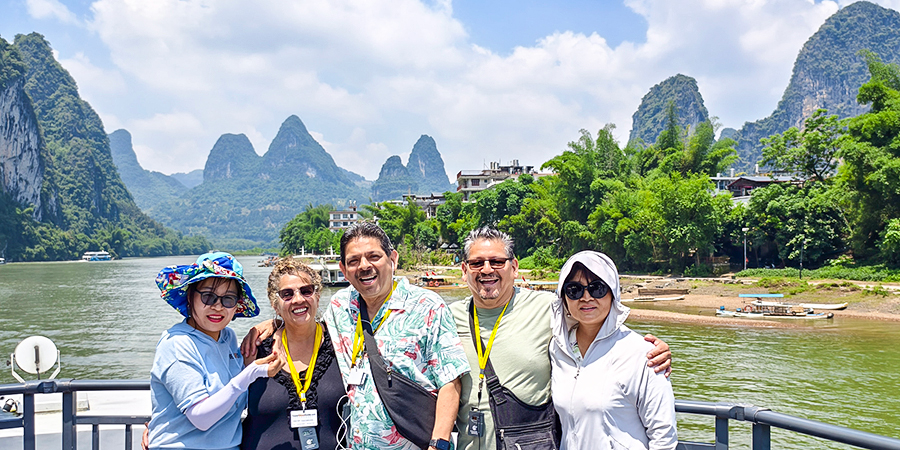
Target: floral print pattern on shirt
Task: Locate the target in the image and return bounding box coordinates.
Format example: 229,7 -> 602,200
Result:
324,276 -> 470,450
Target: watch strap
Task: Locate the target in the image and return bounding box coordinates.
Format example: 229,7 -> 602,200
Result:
429,438 -> 451,450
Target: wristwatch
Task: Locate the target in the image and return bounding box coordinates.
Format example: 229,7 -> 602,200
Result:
429,438 -> 451,450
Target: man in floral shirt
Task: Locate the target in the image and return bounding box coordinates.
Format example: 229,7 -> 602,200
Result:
325,222 -> 470,450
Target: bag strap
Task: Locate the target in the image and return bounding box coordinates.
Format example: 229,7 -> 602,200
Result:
357,298 -> 388,369
357,297 -> 437,449
467,301 -> 507,405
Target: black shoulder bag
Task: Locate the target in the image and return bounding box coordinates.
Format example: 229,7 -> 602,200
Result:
468,302 -> 560,450
358,298 -> 437,450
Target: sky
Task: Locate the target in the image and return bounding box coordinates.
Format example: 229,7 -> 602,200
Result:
2,0 -> 899,181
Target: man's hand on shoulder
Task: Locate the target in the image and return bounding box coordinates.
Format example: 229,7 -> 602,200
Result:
643,333 -> 672,378
240,320 -> 277,359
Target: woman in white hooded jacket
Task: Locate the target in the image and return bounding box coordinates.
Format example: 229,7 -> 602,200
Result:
550,251 -> 677,450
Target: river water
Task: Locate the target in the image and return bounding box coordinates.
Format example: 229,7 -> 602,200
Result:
1,256 -> 898,449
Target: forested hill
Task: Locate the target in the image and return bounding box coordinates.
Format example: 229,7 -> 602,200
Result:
148,116 -> 371,249
371,135 -> 455,201
732,1 -> 900,172
109,129 -> 186,212
629,74 -> 709,146
0,33 -> 209,261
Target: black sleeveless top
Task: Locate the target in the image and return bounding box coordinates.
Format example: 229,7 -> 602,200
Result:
241,323 -> 346,450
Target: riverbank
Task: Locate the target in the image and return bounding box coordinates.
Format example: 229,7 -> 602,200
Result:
621,276 -> 900,325
406,266 -> 900,325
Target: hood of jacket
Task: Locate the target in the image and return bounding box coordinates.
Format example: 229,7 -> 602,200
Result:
551,251 -> 630,357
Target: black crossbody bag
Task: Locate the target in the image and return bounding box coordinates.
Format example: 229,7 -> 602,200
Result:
358,298 -> 437,449
468,302 -> 560,450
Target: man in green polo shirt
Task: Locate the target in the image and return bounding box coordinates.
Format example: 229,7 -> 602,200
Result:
450,227 -> 672,450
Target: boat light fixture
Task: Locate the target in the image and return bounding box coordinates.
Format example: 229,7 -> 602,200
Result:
10,336 -> 60,383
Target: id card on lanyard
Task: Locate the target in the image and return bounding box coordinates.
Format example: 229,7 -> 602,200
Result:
467,299 -> 510,436
348,282 -> 397,385
283,324 -> 323,449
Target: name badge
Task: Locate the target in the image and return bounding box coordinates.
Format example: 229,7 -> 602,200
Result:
290,409 -> 318,428
348,367 -> 367,385
466,409 -> 485,436
298,426 -> 319,450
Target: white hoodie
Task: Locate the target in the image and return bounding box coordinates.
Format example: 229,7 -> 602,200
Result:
550,251 -> 677,450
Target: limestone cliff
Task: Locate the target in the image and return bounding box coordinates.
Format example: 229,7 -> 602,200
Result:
109,128 -> 186,212
732,1 -> 900,172
371,134 -> 453,202
629,74 -> 710,146
0,76 -> 45,220
406,135 -> 454,195
371,155 -> 416,202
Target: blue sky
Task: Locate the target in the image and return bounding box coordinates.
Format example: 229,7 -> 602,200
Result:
1,0 -> 896,180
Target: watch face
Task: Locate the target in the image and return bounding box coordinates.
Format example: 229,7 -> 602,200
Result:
431,438 -> 451,450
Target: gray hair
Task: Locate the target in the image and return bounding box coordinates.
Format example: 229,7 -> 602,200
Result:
462,227 -> 515,260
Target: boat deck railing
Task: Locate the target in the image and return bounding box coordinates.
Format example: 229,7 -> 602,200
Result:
2,379 -> 899,450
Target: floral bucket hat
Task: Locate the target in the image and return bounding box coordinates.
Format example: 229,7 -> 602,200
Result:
156,252 -> 260,318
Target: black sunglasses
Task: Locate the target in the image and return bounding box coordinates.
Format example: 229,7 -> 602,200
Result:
278,285 -> 317,301
198,291 -> 240,308
466,258 -> 511,269
563,281 -> 610,300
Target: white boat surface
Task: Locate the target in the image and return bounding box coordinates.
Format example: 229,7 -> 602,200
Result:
718,306 -> 834,320
81,251 -> 111,261
798,302 -> 849,310
750,300 -> 849,311
626,295 -> 686,302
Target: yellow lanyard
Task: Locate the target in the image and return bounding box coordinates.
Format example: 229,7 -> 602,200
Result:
473,300 -> 511,380
282,323 -> 322,408
351,281 -> 397,367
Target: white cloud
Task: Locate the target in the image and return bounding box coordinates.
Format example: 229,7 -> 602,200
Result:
70,0 -> 896,180
58,52 -> 126,95
26,0 -> 80,24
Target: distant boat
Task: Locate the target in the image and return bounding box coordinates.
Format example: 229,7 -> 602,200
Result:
81,251 -> 111,261
717,305 -> 834,320
304,257 -> 349,287
638,288 -> 690,296
415,273 -> 467,291
516,280 -> 558,292
625,295 -> 686,302
751,300 -> 849,311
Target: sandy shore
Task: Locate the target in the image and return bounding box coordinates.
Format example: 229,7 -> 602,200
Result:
408,267 -> 900,326
622,291 -> 900,326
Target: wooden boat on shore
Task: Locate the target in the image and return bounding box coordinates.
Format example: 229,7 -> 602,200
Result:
717,305 -> 834,320
416,274 -> 467,291
637,288 -> 689,296
751,300 -> 849,311
624,295 -> 686,302
516,280 -> 558,292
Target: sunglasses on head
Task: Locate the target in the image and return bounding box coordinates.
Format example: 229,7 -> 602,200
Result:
278,285 -> 317,301
197,291 -> 240,308
563,281 -> 610,300
466,258 -> 511,269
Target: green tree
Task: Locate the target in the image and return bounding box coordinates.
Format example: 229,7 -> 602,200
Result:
744,183 -> 846,266
279,204 -> 334,254
761,109 -> 843,183
836,50 -> 900,260
542,124 -> 626,223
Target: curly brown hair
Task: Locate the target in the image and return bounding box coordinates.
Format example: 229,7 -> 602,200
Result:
266,257 -> 323,310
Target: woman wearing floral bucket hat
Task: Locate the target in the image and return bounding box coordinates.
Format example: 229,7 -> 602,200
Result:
147,252 -> 284,450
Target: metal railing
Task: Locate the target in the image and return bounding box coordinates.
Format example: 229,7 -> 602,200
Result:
0,380 -> 149,450
1,380 -> 899,450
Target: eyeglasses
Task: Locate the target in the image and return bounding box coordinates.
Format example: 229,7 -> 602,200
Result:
197,291 -> 240,308
466,258 -> 511,269
563,281 -> 610,300
278,285 -> 317,301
